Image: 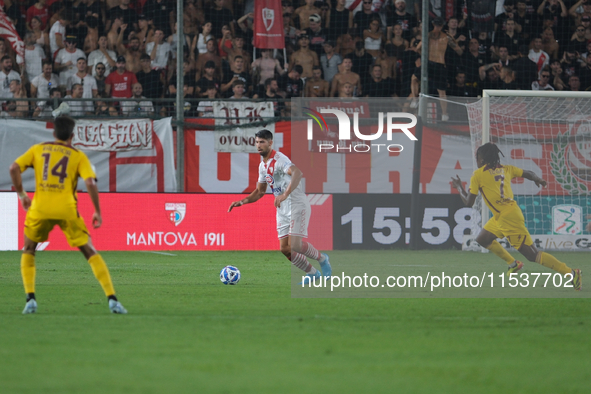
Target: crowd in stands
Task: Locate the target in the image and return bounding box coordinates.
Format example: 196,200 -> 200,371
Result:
0,0 -> 590,119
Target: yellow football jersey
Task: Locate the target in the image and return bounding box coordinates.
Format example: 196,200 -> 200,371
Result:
15,141 -> 96,220
469,164 -> 523,217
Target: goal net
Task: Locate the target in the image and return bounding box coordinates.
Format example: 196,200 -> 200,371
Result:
465,91 -> 591,250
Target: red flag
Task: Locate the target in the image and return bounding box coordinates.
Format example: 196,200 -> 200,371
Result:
0,3 -> 24,59
253,0 -> 284,49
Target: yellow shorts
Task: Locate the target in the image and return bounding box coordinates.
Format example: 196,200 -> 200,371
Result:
24,215 -> 90,248
484,204 -> 533,249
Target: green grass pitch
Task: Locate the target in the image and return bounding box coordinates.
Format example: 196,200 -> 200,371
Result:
0,250 -> 590,394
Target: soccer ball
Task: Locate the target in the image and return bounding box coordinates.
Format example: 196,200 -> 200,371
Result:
220,265 -> 241,285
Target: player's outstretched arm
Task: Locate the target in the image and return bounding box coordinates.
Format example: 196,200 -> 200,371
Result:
228,182 -> 267,212
9,162 -> 31,210
521,170 -> 547,188
451,175 -> 476,207
84,177 -> 102,228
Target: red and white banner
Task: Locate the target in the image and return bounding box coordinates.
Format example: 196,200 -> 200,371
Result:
0,192 -> 333,251
253,0 -> 284,49
73,118 -> 153,151
213,101 -> 275,153
0,2 -> 24,59
0,118 -> 176,192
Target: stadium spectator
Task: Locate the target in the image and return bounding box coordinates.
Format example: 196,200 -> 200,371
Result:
64,83 -> 90,116
49,11 -> 70,57
569,25 -> 588,54
26,0 -> 49,30
325,0 -> 353,41
330,57 -> 361,97
67,58 -> 97,113
337,28 -> 360,58
375,45 -> 397,80
252,49 -> 284,88
107,17 -> 124,51
196,60 -> 221,97
117,26 -> 143,73
306,14 -> 328,58
387,24 -> 409,60
304,66 -> 329,97
479,66 -> 502,91
197,82 -> 218,117
121,83 -> 154,116
169,58 -> 196,98
283,12 -> 298,47
195,39 -> 222,80
567,74 -> 582,90
55,37 -> 86,87
577,53 -> 591,88
221,56 -> 251,97
320,40 -> 341,83
95,92 -> 119,116
550,59 -> 567,89
569,0 -> 591,26
88,37 -> 116,77
229,80 -> 247,99
499,66 -> 519,89
447,70 -> 477,97
30,61 -> 59,101
363,16 -> 383,58
83,17 -> 100,54
146,30 -> 172,70
290,35 -> 319,79
494,19 -> 523,57
541,27 -> 560,59
278,65 -> 304,98
529,37 -> 550,75
514,0 -> 538,41
197,22 -> 214,54
20,32 -> 46,82
255,78 -> 284,116
560,48 -> 581,78
136,54 -> 164,99
225,34 -> 251,67
0,56 -> 21,100
354,0 -> 377,38
495,0 -> 518,32
351,41 -> 374,86
5,80 -> 29,118
386,0 -> 417,41
205,0 -> 235,38
464,38 -> 487,84
29,17 -> 49,57
137,15 -> 155,51
293,0 -> 321,30
108,0 -> 139,32
580,16 -> 591,39
338,81 -> 354,98
94,63 -> 107,96
531,67 -> 555,90
143,0 -> 174,37
218,25 -> 234,58
365,64 -> 394,97
33,87 -> 61,117
105,56 -> 138,98
538,0 -> 569,43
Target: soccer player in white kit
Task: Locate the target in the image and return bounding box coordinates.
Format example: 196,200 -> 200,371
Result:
228,129 -> 331,283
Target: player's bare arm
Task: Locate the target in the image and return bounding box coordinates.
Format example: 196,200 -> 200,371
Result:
451,175 -> 476,207
9,162 -> 31,210
85,177 -> 102,228
275,165 -> 303,208
228,182 -> 268,212
521,170 -> 547,188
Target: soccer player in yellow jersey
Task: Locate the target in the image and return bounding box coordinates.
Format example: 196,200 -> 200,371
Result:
452,143 -> 582,291
8,115 -> 128,314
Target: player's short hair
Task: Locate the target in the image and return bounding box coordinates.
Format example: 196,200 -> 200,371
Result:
477,143 -> 505,168
255,129 -> 273,141
54,115 -> 76,141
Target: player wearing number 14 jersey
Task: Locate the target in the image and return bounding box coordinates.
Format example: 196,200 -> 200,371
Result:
228,129 -> 331,284
452,143 -> 581,290
9,115 -> 127,313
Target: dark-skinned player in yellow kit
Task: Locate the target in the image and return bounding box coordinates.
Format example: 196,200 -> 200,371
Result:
9,115 -> 128,314
452,143 -> 581,291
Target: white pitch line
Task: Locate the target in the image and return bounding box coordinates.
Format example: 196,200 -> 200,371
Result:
389,265 -> 433,267
146,251 -> 177,256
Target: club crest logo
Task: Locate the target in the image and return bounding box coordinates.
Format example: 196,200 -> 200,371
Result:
262,8 -> 274,31
165,203 -> 186,226
265,174 -> 274,185
552,204 -> 582,234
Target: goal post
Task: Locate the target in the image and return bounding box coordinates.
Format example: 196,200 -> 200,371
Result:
465,90 -> 591,251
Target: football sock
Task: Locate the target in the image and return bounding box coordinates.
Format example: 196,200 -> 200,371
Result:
289,252 -> 316,274
88,254 -> 116,297
486,241 -> 515,264
21,253 -> 36,294
301,241 -> 321,261
536,252 -> 572,275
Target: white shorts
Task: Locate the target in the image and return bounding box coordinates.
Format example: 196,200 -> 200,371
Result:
277,201 -> 310,239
